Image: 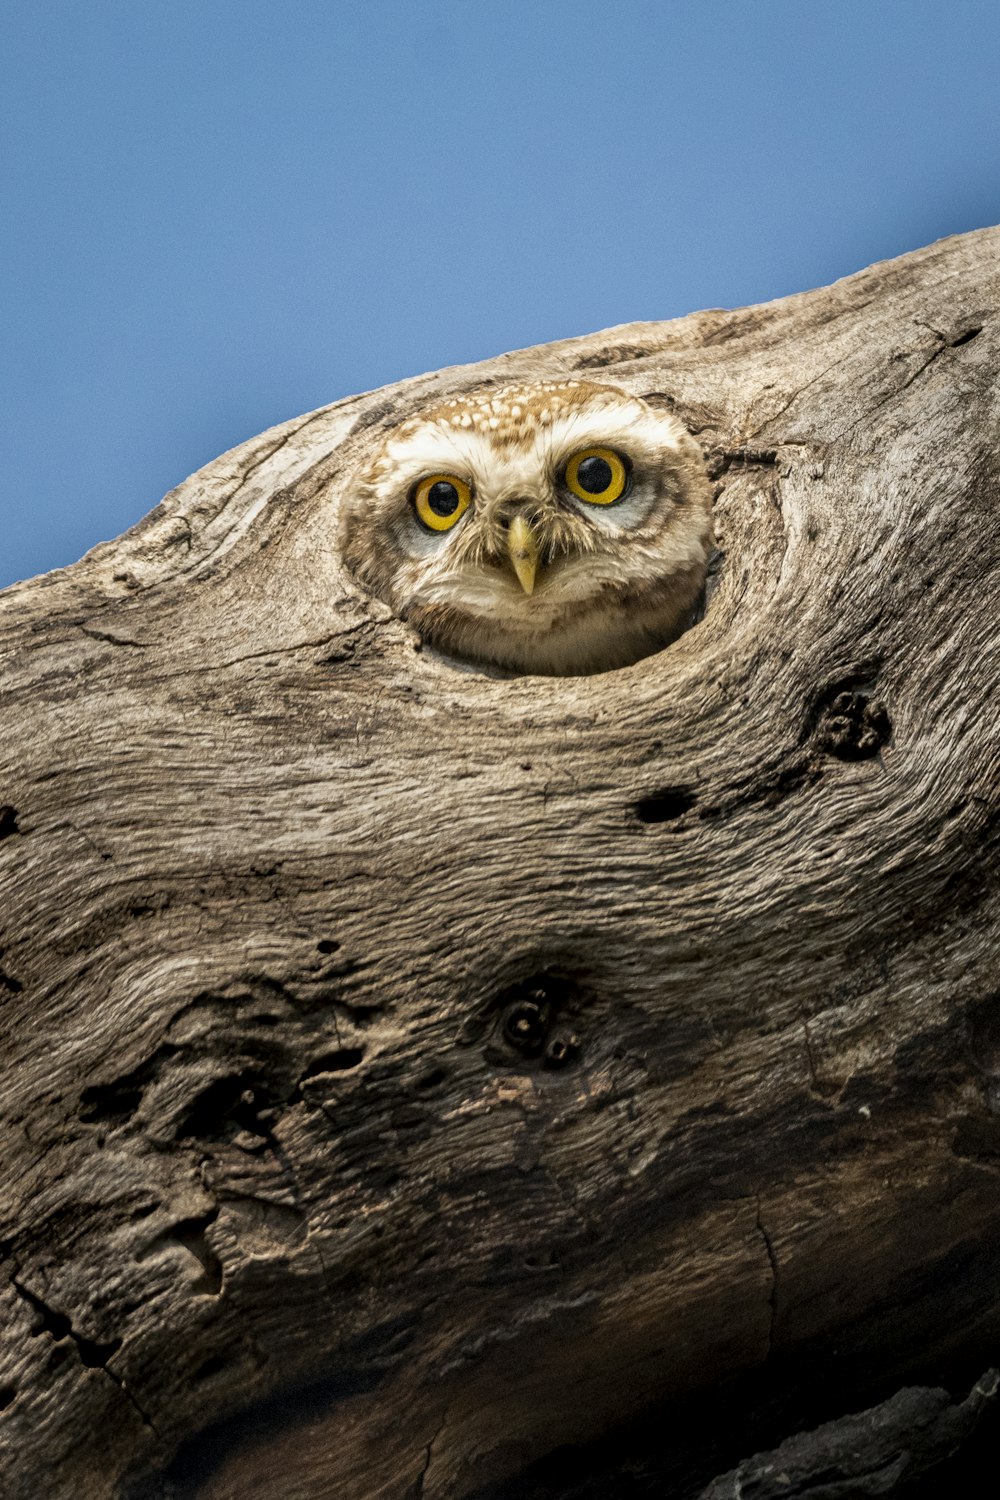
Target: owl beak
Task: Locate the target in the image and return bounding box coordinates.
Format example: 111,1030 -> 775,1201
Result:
506,513 -> 540,595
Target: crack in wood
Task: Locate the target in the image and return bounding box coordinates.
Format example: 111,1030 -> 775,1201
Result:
10,1276 -> 160,1436
753,1201 -> 779,1360
79,625 -> 149,649
748,353 -> 851,436
414,1408 -> 449,1498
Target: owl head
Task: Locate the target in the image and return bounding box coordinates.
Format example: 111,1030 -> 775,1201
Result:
341,380 -> 713,675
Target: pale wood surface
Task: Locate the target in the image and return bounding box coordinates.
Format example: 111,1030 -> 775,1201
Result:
1,227 -> 998,1499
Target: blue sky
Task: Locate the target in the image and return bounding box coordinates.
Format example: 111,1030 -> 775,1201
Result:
2,0 -> 999,589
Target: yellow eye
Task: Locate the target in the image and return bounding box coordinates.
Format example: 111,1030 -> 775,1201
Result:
564,447 -> 629,505
412,474 -> 472,532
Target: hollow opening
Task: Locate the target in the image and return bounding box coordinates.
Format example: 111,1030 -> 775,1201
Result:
342,403 -> 721,682
413,1065 -> 448,1092
76,1334 -> 122,1370
634,787 -> 697,824
300,1047 -> 366,1081
174,1074 -> 273,1142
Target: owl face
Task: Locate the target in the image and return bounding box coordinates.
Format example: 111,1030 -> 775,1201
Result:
341,380 -> 713,675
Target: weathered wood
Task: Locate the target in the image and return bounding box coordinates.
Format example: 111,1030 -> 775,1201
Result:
699,1373 -> 999,1499
1,227 -> 998,1500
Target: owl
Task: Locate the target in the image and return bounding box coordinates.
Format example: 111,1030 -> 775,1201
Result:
341,380 -> 713,676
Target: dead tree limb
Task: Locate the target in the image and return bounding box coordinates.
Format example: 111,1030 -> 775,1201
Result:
1,227 -> 999,1499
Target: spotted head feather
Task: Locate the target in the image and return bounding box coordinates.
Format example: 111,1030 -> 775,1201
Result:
341,380 -> 713,675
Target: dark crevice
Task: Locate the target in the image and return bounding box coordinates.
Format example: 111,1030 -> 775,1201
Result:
80,625 -> 148,649
175,1074 -> 278,1141
75,1331 -> 124,1369
13,1277 -> 72,1340
0,956 -> 23,995
12,1277 -> 123,1369
543,1028 -> 581,1069
415,1410 -> 449,1497
81,1083 -> 144,1123
415,1441 -> 435,1497
755,1200 -> 780,1358
474,1354 -> 999,1500
814,690 -> 892,761
501,997 -> 553,1055
0,805 -> 19,840
79,1043 -> 181,1124
634,787 -> 698,824
951,1114 -> 1000,1164
469,972 -> 591,1073
950,325 -> 982,347
300,1047 -> 366,1082
707,446 -> 779,480
193,1353 -> 228,1384
317,623 -> 378,666
413,1065 -> 448,1093
0,1385 -> 15,1410
699,1373 -> 999,1500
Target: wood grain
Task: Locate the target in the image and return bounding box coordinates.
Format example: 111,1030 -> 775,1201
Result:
1,227 -> 998,1499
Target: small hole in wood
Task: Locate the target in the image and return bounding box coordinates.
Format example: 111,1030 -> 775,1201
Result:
193,1354 -> 227,1383
316,939 -> 340,955
544,1029 -> 581,1069
634,788 -> 697,824
175,1075 -> 272,1141
815,689 -> 892,761
501,999 -> 552,1056
0,962 -> 23,995
76,1333 -> 122,1370
301,1047 -> 366,1080
414,1065 -> 448,1092
80,1084 -> 144,1125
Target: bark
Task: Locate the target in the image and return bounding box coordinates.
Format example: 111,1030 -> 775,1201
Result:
1,227 -> 999,1500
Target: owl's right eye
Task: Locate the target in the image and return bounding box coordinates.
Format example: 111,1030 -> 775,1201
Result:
412,474 -> 472,532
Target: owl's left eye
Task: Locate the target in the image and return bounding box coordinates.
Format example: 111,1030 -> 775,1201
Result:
564,447 -> 630,506
412,474 -> 472,532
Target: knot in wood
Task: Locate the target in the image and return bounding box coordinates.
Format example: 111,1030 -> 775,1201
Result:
543,1028 -> 581,1069
816,691 -> 892,761
501,995 -> 553,1056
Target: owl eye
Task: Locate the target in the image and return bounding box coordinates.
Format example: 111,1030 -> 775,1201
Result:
564,447 -> 630,506
412,474 -> 472,532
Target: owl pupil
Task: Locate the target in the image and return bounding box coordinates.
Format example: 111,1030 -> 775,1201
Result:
428,481 -> 459,516
576,456 -> 613,494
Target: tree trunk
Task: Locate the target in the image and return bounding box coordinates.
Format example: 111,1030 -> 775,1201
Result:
1,227 -> 999,1500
